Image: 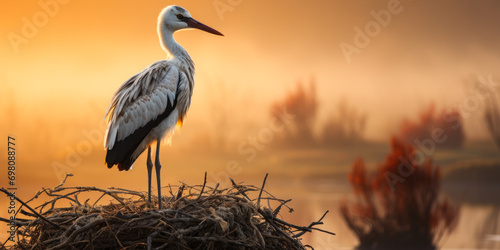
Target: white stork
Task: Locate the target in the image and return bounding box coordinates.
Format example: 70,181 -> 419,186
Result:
104,5 -> 223,209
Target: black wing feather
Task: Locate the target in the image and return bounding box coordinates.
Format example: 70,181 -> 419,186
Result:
105,95 -> 178,171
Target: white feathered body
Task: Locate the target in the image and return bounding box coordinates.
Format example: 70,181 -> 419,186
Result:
104,56 -> 194,170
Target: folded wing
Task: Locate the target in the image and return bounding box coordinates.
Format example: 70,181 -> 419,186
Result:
104,61 -> 180,170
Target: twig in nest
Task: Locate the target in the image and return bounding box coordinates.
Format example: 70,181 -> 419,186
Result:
54,173 -> 73,190
197,172 -> 207,200
294,211 -> 335,237
257,173 -> 269,209
273,199 -> 292,217
0,188 -> 60,229
212,182 -> 220,194
175,184 -> 185,201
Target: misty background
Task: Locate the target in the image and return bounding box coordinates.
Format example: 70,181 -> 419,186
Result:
1,0 -> 500,248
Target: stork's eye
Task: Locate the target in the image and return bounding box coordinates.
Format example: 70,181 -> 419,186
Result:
176,14 -> 184,20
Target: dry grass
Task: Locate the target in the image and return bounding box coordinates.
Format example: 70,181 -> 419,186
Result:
1,173 -> 333,250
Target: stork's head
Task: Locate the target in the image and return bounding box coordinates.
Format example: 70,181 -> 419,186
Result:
159,5 -> 223,36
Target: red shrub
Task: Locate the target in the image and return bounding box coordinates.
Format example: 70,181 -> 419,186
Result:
341,137 -> 459,250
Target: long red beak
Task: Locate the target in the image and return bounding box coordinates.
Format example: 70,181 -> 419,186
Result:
185,17 -> 224,36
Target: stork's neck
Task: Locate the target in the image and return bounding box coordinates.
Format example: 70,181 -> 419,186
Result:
158,23 -> 195,91
158,25 -> 192,63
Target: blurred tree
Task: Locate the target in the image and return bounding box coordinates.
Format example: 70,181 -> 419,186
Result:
271,80 -> 368,147
341,137 -> 459,250
322,98 -> 367,146
399,104 -> 464,149
271,79 -> 318,146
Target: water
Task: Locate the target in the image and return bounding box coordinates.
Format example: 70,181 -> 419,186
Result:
1,144 -> 500,249
266,178 -> 500,250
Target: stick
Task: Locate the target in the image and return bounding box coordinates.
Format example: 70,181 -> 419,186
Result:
0,188 -> 60,229
212,183 -> 220,194
197,172 -> 207,200
294,211 -> 335,237
229,178 -> 251,201
257,173 -> 269,208
273,199 -> 292,217
54,173 -> 74,190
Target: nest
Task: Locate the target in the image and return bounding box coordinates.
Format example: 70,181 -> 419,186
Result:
1,174 -> 334,249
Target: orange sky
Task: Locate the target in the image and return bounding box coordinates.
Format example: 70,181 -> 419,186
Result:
1,0 -> 500,244
1,0 -> 500,156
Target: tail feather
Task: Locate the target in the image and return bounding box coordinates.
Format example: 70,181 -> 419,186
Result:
105,140 -> 142,171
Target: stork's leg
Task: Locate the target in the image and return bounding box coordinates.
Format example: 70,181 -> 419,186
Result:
154,141 -> 162,210
146,146 -> 153,205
